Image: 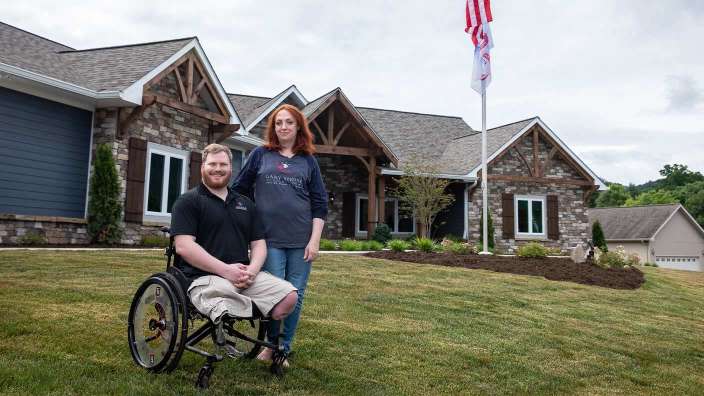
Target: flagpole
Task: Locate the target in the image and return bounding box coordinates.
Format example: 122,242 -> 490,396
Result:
480,80 -> 490,255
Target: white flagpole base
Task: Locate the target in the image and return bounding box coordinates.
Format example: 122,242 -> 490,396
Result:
479,251 -> 493,256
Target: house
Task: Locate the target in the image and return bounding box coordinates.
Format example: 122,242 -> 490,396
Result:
588,204 -> 704,271
0,21 -> 605,253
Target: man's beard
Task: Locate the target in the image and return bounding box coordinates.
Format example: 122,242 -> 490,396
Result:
202,169 -> 231,189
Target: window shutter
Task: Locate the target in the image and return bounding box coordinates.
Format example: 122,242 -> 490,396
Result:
547,195 -> 559,240
501,193 -> 514,239
189,151 -> 202,189
342,192 -> 356,237
125,137 -> 147,222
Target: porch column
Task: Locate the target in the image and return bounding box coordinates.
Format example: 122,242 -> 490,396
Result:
378,174 -> 385,232
367,156 -> 377,239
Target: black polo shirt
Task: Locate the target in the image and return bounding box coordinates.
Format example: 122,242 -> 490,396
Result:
170,183 -> 265,281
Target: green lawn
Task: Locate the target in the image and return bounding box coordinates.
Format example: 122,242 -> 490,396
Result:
0,250 -> 702,395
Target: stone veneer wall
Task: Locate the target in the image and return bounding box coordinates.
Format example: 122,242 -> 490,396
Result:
466,133 -> 590,253
317,154 -> 368,239
0,217 -> 88,244
93,102 -> 211,244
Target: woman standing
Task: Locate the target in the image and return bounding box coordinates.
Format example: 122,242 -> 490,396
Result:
233,104 -> 328,366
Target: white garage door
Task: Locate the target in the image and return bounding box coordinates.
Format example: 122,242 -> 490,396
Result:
655,256 -> 702,272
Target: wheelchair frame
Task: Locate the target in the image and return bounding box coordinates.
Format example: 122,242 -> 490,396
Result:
127,228 -> 288,388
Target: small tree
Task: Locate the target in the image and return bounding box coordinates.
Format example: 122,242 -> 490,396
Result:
395,161 -> 455,239
591,220 -> 607,252
87,144 -> 122,244
478,210 -> 494,249
595,183 -> 629,207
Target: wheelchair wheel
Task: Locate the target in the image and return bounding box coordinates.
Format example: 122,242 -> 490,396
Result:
128,273 -> 188,373
224,317 -> 267,359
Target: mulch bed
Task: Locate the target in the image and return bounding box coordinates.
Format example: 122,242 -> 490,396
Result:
365,251 -> 645,290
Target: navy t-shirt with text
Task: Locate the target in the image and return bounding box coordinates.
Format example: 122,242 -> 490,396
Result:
233,147 -> 328,249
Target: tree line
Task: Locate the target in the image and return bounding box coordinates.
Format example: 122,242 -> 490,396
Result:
590,164 -> 704,227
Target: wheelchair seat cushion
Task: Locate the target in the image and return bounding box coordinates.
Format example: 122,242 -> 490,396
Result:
187,273 -> 296,323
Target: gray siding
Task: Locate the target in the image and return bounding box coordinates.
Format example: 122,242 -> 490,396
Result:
0,87 -> 92,218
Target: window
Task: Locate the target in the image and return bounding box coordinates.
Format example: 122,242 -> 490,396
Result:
515,196 -> 545,237
356,195 -> 415,234
144,144 -> 188,217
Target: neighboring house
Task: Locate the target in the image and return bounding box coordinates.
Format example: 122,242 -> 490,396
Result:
0,21 -> 605,253
588,204 -> 704,271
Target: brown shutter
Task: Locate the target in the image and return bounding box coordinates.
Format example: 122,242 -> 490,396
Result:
125,137 -> 147,222
501,193 -> 514,239
342,192 -> 356,237
547,195 -> 559,240
189,151 -> 202,189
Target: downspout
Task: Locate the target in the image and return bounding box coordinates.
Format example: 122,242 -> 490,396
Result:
464,180 -> 479,240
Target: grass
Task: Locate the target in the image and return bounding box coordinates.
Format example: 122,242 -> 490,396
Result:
0,250 -> 703,395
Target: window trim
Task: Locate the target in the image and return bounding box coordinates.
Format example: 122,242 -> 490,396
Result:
514,195 -> 546,238
355,193 -> 415,235
143,143 -> 188,219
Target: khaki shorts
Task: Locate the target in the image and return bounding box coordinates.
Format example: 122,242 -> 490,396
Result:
188,272 -> 296,323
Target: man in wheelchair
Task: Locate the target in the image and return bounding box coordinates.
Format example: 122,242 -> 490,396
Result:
171,143 -> 298,326
128,144 -> 298,388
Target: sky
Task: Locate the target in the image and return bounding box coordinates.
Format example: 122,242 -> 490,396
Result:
3,0 -> 703,185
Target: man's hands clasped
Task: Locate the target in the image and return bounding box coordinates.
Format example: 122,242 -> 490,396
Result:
221,263 -> 257,289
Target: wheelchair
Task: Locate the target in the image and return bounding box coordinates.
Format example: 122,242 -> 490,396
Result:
127,227 -> 288,388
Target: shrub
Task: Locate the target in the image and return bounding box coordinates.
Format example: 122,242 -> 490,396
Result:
442,234 -> 463,243
643,262 -> 658,267
598,251 -> 627,269
340,239 -> 364,251
140,234 -> 169,247
388,239 -> 410,252
415,237 -> 436,253
319,239 -> 337,251
591,220 -> 608,252
448,242 -> 476,255
363,240 -> 384,251
87,143 -> 122,244
625,252 -> 641,267
517,242 -> 548,258
546,247 -> 564,256
17,231 -> 47,246
479,211 -> 495,249
372,224 -> 392,244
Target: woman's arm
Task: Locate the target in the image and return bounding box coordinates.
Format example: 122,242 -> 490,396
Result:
232,147 -> 263,199
304,156 -> 328,261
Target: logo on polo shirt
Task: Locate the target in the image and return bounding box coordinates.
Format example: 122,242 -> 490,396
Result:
235,200 -> 248,211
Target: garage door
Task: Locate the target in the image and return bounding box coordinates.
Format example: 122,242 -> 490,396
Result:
0,86 -> 92,218
655,256 -> 702,272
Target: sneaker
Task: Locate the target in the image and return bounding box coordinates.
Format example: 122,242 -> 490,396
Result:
256,347 -> 273,362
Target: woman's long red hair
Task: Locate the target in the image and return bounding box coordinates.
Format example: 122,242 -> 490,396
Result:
264,104 -> 316,155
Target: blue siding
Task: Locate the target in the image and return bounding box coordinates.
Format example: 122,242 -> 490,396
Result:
432,182 -> 467,239
0,87 -> 92,218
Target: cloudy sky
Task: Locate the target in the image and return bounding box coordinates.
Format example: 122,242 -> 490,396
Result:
4,1 -> 703,185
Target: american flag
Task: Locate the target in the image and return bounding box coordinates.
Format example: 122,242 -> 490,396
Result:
465,0 -> 493,44
465,0 -> 494,94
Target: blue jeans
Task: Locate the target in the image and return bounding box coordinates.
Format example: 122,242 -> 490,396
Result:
263,247 -> 312,353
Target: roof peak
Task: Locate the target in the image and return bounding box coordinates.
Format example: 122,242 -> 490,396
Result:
58,37 -> 195,53
0,21 -> 74,50
487,116 -> 539,131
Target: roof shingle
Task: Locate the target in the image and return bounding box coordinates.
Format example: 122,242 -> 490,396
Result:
587,204 -> 680,240
1,22 -> 192,92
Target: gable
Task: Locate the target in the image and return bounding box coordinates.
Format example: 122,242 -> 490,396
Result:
471,118 -> 605,189
490,124 -> 589,181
